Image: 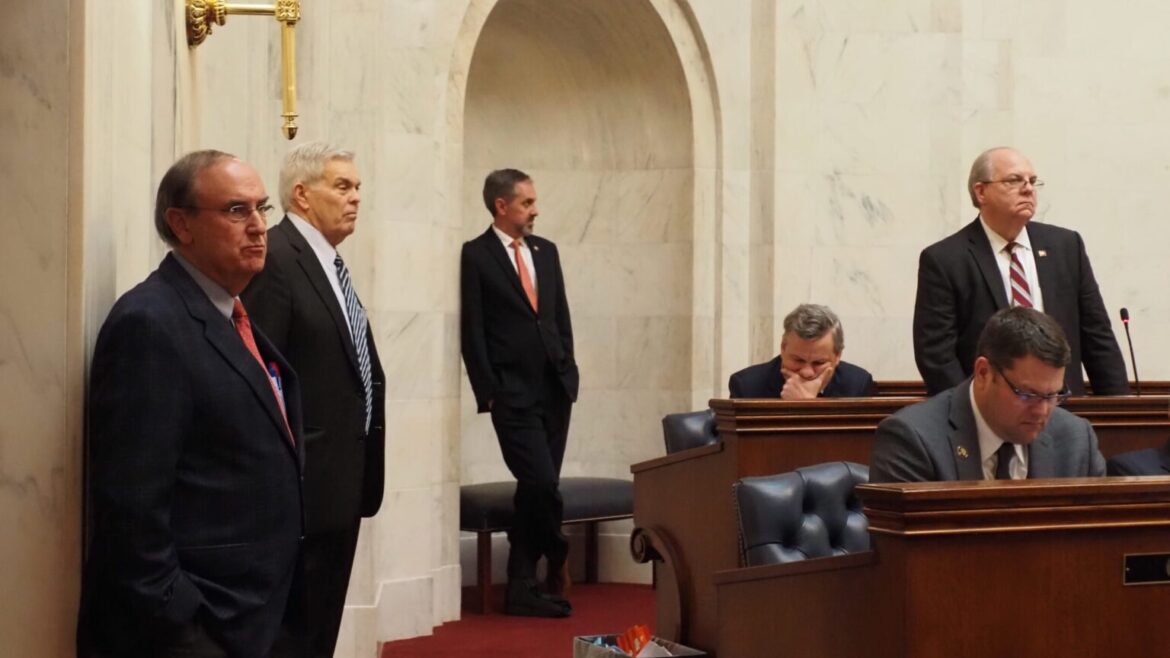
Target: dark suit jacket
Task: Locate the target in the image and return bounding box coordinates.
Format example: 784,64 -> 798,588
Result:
728,356 -> 875,398
1106,441 -> 1170,476
869,379 -> 1106,482
242,217 -> 386,534
460,227 -> 578,412
913,218 -> 1128,396
79,253 -> 304,658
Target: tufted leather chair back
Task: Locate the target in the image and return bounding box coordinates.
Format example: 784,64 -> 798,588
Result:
732,461 -> 870,567
661,408 -> 719,454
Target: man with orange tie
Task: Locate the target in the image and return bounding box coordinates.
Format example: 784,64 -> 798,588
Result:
78,151 -> 304,657
460,169 -> 579,618
912,146 -> 1129,397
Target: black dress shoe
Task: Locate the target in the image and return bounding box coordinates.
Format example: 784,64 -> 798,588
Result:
505,580 -> 571,618
545,559 -> 572,599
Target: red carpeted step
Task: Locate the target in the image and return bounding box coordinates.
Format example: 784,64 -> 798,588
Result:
380,583 -> 655,658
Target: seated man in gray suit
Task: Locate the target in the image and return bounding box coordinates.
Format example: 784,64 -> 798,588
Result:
870,306 -> 1105,482
729,303 -> 875,399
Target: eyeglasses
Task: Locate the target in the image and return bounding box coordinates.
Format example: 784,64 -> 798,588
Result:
182,203 -> 275,223
994,366 -> 1070,406
979,176 -> 1044,191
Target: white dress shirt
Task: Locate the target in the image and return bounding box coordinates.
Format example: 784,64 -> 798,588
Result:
492,224 -> 538,292
970,385 -> 1028,480
979,217 -> 1045,312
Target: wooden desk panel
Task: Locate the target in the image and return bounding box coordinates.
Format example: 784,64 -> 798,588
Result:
714,478 -> 1170,658
632,392 -> 1170,654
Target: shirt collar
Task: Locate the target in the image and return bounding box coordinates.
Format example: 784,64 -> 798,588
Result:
171,250 -> 236,321
287,211 -> 339,263
492,224 -> 526,249
969,382 -> 1024,476
979,216 -> 1033,253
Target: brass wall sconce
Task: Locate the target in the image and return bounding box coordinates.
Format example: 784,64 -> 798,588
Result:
186,0 -> 301,139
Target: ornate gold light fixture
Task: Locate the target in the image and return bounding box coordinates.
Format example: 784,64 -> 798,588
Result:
186,0 -> 302,140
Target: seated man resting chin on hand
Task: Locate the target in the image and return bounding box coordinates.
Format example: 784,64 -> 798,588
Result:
729,303 -> 875,400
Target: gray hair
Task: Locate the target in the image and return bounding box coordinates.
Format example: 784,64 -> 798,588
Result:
967,147 -> 1011,208
977,306 -> 1071,371
279,141 -> 355,212
482,168 -> 532,216
782,304 -> 844,354
154,149 -> 235,247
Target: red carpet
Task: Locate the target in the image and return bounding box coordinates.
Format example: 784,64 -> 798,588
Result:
380,584 -> 655,658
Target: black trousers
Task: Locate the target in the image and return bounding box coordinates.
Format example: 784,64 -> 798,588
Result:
490,380 -> 572,581
283,523 -> 362,658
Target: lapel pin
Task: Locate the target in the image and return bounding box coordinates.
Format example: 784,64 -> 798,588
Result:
957,446 -> 969,459
1037,249 -> 1047,257
533,244 -> 540,252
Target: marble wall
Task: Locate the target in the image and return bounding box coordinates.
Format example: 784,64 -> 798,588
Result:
0,1 -> 84,657
762,0 -> 1170,381
4,0 -> 1170,655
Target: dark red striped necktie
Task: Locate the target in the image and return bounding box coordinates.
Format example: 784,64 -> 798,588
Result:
1005,242 -> 1033,308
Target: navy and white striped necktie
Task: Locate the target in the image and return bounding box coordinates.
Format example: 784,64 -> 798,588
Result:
335,255 -> 373,431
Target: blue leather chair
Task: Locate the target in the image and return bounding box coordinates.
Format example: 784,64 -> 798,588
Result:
732,461 -> 870,567
661,409 -> 718,454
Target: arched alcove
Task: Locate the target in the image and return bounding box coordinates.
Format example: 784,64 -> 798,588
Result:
460,0 -> 696,489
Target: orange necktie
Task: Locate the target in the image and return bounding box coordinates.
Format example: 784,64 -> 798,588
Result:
232,298 -> 293,444
511,239 -> 538,312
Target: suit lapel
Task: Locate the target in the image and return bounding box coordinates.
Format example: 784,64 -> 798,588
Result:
964,219 -> 1009,310
1027,224 -> 1058,314
531,237 -> 554,315
821,366 -> 844,397
161,255 -> 297,458
947,380 -> 985,480
279,219 -> 362,377
480,228 -> 536,314
1025,430 -> 1056,478
767,357 -> 784,397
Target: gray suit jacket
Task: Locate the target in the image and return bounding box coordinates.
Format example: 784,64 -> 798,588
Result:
869,379 -> 1106,482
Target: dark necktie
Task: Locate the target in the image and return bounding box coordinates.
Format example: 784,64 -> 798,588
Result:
1005,242 -> 1033,308
334,255 -> 373,431
232,298 -> 292,443
995,441 -> 1016,480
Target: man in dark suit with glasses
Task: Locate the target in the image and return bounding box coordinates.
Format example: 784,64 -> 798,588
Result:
79,151 -> 304,658
871,307 -> 1105,483
913,146 -> 1129,397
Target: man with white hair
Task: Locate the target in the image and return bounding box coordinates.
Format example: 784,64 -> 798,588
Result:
243,141 -> 386,657
913,146 -> 1128,397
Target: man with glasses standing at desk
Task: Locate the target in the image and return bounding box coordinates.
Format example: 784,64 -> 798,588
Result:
871,307 -> 1105,482
913,146 -> 1128,397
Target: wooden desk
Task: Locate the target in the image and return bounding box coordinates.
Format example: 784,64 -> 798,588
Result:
877,380 -> 1170,397
715,477 -> 1170,657
631,392 -> 1170,654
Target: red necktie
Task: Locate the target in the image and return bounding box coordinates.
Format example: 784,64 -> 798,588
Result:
1005,242 -> 1033,308
511,240 -> 538,312
232,299 -> 293,444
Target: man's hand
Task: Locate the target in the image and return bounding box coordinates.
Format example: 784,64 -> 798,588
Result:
779,364 -> 835,400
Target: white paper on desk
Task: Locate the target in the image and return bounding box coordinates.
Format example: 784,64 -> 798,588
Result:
635,641 -> 675,657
